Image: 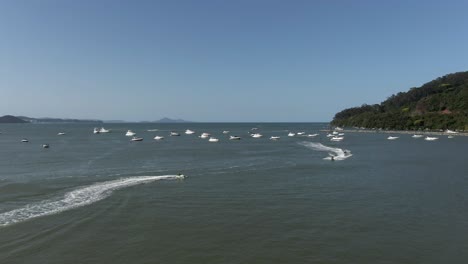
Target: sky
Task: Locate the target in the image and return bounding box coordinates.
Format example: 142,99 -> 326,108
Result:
0,0 -> 467,122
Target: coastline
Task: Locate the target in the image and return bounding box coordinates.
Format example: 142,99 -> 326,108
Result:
321,129 -> 468,137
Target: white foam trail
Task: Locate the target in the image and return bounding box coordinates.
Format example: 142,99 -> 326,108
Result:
0,175 -> 184,227
299,142 -> 352,161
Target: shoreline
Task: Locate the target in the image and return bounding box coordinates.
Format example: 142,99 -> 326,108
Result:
321,129 -> 468,137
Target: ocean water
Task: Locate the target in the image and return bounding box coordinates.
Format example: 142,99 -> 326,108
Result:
0,123 -> 467,264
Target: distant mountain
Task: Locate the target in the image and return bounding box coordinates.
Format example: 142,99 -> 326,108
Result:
155,117 -> 192,123
331,71 -> 468,130
0,115 -> 29,123
17,116 -> 103,124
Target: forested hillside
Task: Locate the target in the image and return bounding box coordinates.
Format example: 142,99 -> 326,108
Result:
331,71 -> 468,130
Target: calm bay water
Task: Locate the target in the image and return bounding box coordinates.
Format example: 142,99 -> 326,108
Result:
0,123 -> 467,263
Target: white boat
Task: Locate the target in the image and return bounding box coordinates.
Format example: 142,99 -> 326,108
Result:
448,135 -> 454,139
229,135 -> 241,140
270,136 -> 280,140
223,131 -> 230,134
307,134 -> 319,137
170,132 -> 180,136
326,133 -> 334,137
412,134 -> 423,138
185,129 -> 195,135
57,132 -> 66,136
445,129 -> 458,134
288,132 -> 295,137
335,127 -> 343,131
330,136 -> 344,142
125,130 -> 136,137
42,144 -> 49,148
208,137 -> 219,142
297,132 -> 305,135
154,136 -> 164,140
99,127 -> 111,133
338,133 -> 345,136
200,133 -> 211,139
424,136 -> 438,141
251,133 -> 263,138
131,136 -> 143,141
93,128 -> 100,134
387,136 -> 399,140
21,139 -> 29,143
332,131 -> 339,135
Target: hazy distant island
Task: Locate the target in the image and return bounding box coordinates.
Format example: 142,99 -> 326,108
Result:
153,117 -> 192,123
331,71 -> 468,131
0,115 -> 29,123
0,115 -> 103,124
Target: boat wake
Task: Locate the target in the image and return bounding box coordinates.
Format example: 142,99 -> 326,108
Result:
299,142 -> 352,161
0,175 -> 184,227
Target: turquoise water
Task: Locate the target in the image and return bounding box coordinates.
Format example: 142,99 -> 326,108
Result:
0,123 -> 467,263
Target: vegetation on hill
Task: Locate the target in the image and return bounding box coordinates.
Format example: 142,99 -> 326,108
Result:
331,71 -> 468,131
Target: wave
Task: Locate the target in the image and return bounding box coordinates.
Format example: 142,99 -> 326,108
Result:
0,175 -> 184,227
299,142 -> 352,161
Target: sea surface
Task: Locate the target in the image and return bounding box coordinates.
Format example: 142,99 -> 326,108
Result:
0,123 -> 467,264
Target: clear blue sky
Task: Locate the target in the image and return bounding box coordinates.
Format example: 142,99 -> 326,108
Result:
1,0 -> 467,122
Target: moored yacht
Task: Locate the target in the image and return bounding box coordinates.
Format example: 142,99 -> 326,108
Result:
229,135 -> 241,140
330,136 -> 344,142
200,133 -> 211,139
42,144 -> 49,148
251,133 -> 263,138
99,127 -> 111,133
424,136 -> 438,141
154,136 -> 164,140
208,137 -> 219,142
288,132 -> 295,137
57,132 -> 66,136
170,131 -> 180,136
131,136 -> 143,141
125,130 -> 136,137
223,131 -> 230,134
21,138 -> 29,143
307,134 -> 319,137
185,129 -> 195,135
387,136 -> 399,140
270,136 -> 280,140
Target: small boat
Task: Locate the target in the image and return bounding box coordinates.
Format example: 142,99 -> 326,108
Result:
185,129 -> 195,135
93,128 -> 100,134
412,134 -> 423,138
424,136 -> 438,141
297,132 -> 305,135
131,136 -> 143,141
200,133 -> 211,139
332,131 -> 339,135
154,136 -> 164,140
330,136 -> 344,142
125,130 -> 136,137
229,135 -> 241,140
307,134 -> 319,137
21,139 -> 29,143
57,132 -> 66,136
170,132 -> 180,136
270,136 -> 280,140
326,133 -> 334,137
448,135 -> 454,139
288,132 -> 295,137
147,129 -> 158,132
99,127 -> 111,133
338,133 -> 345,136
222,131 -> 230,134
251,133 -> 263,138
445,129 -> 458,134
335,127 -> 344,131
42,144 -> 49,148
208,137 -> 219,142
387,136 -> 399,140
